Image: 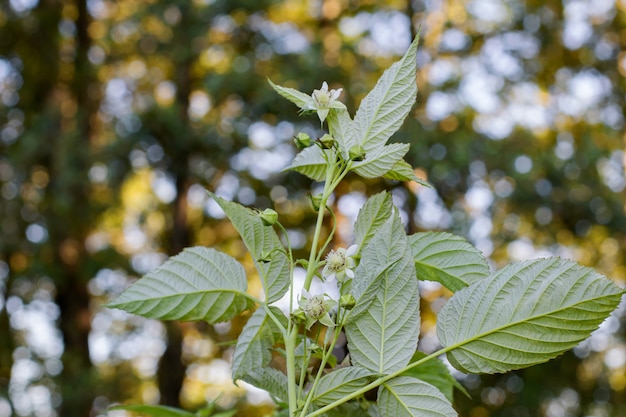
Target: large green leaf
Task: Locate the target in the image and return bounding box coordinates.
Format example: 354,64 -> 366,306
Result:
312,367 -> 374,406
401,351 -> 468,403
211,195 -> 290,303
107,247 -> 253,323
409,232 -> 490,292
327,108 -> 357,160
346,213 -> 420,373
437,258 -> 625,374
353,191 -> 393,253
353,143 -> 409,179
353,36 -> 419,152
284,146 -> 328,182
378,377 -> 457,417
109,405 -> 195,417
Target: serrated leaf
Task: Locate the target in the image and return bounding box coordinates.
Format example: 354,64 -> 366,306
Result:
409,232 -> 490,292
243,367 -> 289,404
211,194 -> 290,303
327,108 -> 358,159
378,377 -> 457,417
353,143 -> 409,179
383,160 -> 431,187
232,308 -> 277,381
401,351 -> 468,403
325,402 -> 378,417
107,247 -> 253,323
437,258 -> 625,374
354,36 -> 419,152
108,404 -> 195,417
284,146 -> 328,181
353,192 -> 393,252
346,213 -> 420,373
268,79 -> 314,110
312,367 -> 375,406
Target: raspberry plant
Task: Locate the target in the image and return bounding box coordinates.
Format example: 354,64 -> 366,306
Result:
107,37 -> 624,417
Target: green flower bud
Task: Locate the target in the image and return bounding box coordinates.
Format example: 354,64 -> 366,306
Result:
259,208 -> 278,226
318,133 -> 336,149
291,309 -> 307,325
339,294 -> 356,310
293,132 -> 313,149
349,145 -> 366,161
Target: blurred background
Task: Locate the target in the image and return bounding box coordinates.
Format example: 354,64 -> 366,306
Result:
1,0 -> 625,416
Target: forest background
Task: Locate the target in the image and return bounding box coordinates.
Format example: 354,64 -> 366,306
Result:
1,0 -> 626,416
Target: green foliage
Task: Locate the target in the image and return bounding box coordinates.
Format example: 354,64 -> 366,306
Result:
106,35 -> 624,417
107,247 -> 253,323
437,258 -> 624,374
410,232 -> 490,292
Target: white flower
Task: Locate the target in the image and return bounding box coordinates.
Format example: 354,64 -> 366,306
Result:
298,289 -> 336,329
322,244 -> 358,284
310,81 -> 346,123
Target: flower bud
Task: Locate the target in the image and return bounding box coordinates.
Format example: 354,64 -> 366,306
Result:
293,132 -> 313,149
291,309 -> 307,325
318,133 -> 336,149
259,208 -> 278,226
339,294 -> 356,310
349,145 -> 366,162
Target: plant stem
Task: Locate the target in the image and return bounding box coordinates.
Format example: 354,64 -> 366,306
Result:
285,326 -> 299,417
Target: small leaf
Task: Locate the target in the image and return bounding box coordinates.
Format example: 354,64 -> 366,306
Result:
353,191 -> 393,252
284,146 -> 328,181
109,405 -> 195,417
347,213 -> 420,374
354,36 -> 419,152
242,367 -> 289,404
401,351 -> 469,403
107,247 -> 253,323
312,367 -> 375,406
232,308 -> 280,381
378,377 -> 457,417
437,258 -> 625,374
352,143 -> 409,179
211,194 -> 290,303
409,232 -> 490,292
268,79 -> 314,110
327,108 -> 358,160
382,160 -> 431,187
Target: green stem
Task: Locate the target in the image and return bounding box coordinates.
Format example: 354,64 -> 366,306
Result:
298,316 -> 344,417
285,326 -> 299,416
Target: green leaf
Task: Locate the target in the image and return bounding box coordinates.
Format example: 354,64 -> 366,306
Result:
352,143 -> 409,179
346,213 -> 420,373
401,351 -> 468,403
353,36 -> 419,152
211,194 -> 290,304
312,367 -> 375,406
353,191 -> 393,252
325,402 -> 377,417
232,308 -> 277,381
437,258 -> 625,374
109,405 -> 195,417
327,108 -> 357,159
268,79 -> 314,110
284,146 -> 328,181
243,367 -> 289,404
107,247 -> 253,323
378,377 -> 457,417
409,232 -> 490,292
382,160 -> 431,187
